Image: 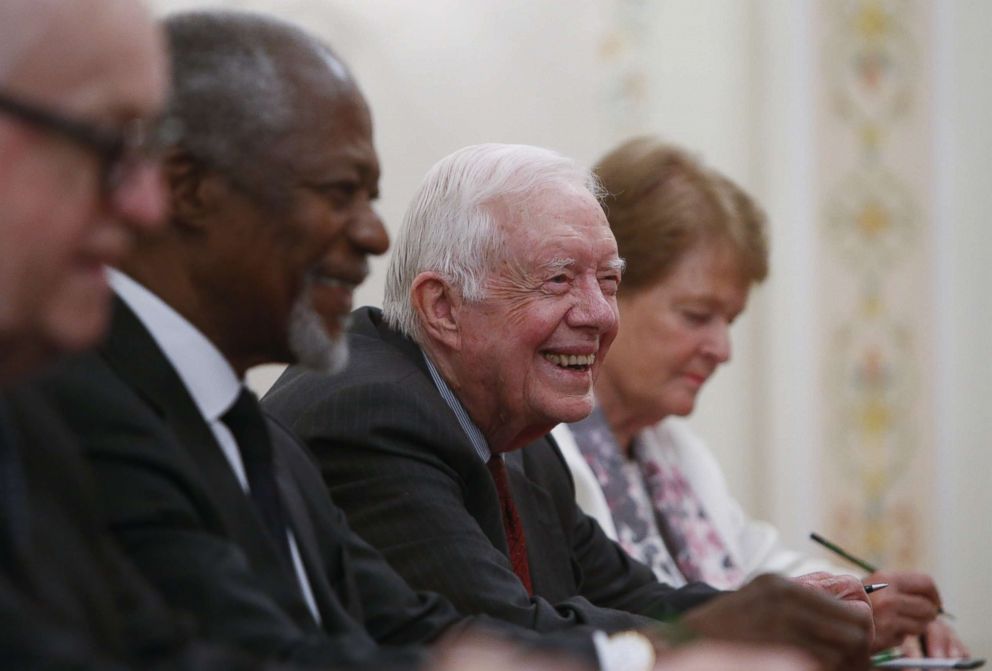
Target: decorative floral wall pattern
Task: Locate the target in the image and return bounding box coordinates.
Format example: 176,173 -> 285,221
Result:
817,0 -> 935,569
599,0 -> 653,136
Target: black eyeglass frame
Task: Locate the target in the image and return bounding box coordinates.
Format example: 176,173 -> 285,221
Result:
0,90 -> 181,195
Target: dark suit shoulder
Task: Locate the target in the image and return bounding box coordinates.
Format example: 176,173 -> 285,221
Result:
264,314 -> 473,478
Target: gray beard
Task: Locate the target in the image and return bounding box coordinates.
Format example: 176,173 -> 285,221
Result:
287,283 -> 349,375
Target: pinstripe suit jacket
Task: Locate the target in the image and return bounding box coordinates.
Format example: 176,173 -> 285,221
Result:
263,307 -> 719,634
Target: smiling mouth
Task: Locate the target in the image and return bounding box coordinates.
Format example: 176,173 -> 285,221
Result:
683,372 -> 709,386
543,352 -> 596,372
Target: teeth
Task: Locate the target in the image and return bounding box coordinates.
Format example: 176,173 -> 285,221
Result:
543,353 -> 596,368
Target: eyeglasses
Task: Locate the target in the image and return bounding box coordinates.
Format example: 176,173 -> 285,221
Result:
0,89 -> 182,198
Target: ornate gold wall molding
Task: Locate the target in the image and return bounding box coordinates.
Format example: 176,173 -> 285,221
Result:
816,0 -> 935,569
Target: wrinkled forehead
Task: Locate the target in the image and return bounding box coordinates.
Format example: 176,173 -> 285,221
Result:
6,0 -> 166,115
491,184 -> 618,267
491,182 -> 603,230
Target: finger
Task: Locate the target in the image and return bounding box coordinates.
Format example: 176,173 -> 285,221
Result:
781,597 -> 872,656
795,572 -> 871,606
948,636 -> 970,658
891,594 -> 941,623
927,621 -> 971,658
900,634 -> 923,657
886,571 -> 942,605
889,615 -> 931,640
660,643 -> 820,671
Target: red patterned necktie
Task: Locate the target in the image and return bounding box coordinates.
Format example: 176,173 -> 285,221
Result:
487,456 -> 533,595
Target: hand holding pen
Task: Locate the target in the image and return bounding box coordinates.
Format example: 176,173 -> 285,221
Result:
810,533 -> 969,656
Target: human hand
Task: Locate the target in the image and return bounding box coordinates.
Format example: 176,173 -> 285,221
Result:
654,642 -> 816,671
679,573 -> 872,671
919,618 -> 970,658
790,571 -> 875,645
866,570 -> 941,650
433,633 -> 587,671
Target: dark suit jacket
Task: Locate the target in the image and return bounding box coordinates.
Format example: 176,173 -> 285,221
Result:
263,307 -> 720,635
0,382 -> 267,670
40,299 -> 468,670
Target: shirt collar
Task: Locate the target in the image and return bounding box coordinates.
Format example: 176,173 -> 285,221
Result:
421,349 -> 492,462
110,269 -> 242,422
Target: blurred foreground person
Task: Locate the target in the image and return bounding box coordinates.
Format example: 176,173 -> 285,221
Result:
555,136 -> 966,656
434,637 -> 816,671
0,0 -> 264,668
264,143 -> 874,671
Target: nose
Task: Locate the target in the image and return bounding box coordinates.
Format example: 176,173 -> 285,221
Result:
567,277 -> 618,335
703,321 -> 732,363
349,201 -> 389,257
107,161 -> 167,232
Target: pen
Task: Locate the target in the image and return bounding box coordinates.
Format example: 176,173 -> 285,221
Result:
865,583 -> 889,594
809,532 -> 955,619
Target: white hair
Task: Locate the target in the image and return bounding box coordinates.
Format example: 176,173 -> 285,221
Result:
383,143 -> 604,344
0,0 -> 60,83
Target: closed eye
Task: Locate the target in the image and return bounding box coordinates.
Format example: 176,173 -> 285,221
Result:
542,273 -> 572,294
683,310 -> 712,325
598,274 -> 620,295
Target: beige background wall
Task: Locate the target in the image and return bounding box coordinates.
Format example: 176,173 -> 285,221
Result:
149,0 -> 992,654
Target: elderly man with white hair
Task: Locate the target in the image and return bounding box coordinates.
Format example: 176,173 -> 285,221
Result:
265,143 -> 874,671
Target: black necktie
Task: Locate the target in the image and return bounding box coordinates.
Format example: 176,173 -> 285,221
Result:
221,389 -> 292,563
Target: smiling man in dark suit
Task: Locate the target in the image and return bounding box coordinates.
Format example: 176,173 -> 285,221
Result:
263,143 -> 875,671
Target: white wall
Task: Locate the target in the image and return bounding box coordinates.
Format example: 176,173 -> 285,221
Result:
935,0 -> 992,653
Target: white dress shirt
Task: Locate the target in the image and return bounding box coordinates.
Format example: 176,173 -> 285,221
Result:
110,269 -> 321,621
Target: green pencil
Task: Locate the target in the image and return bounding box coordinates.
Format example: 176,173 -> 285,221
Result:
809,532 -> 879,573
871,648 -> 903,665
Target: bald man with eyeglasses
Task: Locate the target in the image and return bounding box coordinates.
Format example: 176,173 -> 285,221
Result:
0,1 -> 286,668
0,1 -> 173,379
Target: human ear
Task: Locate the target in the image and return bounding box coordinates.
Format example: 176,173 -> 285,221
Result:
161,148 -> 224,233
410,272 -> 461,350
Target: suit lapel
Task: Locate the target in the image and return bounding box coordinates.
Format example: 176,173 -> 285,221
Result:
360,307 -> 527,557
103,300 -> 254,537
101,298 -> 319,628
271,439 -> 338,622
